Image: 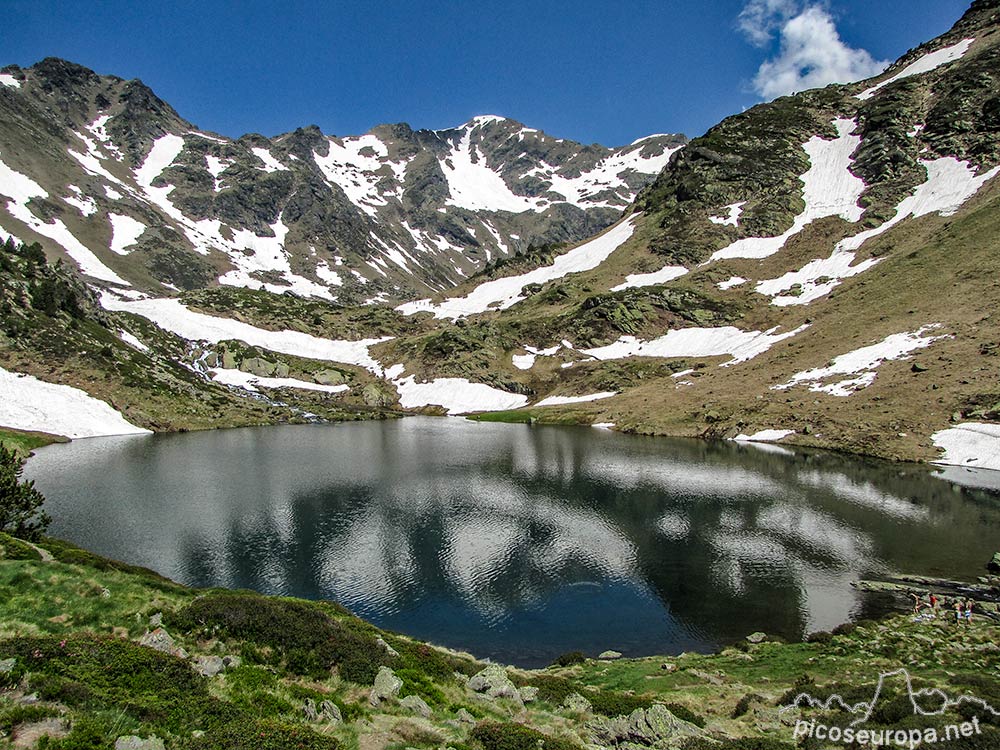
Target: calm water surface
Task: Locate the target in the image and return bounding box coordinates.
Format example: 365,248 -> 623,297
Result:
25,418 -> 1000,667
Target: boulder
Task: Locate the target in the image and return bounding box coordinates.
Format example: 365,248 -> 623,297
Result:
746,632 -> 767,644
114,737 -> 166,750
369,666 -> 403,706
588,704 -> 703,747
598,650 -> 623,660
222,655 -> 242,670
376,636 -> 399,658
518,686 -> 539,703
455,708 -> 476,723
987,553 -> 1000,573
241,357 -> 277,377
563,692 -> 592,713
314,368 -> 346,386
467,664 -> 522,702
193,655 -> 225,677
0,657 -> 15,674
400,694 -> 432,718
148,612 -> 163,627
303,698 -> 319,721
273,362 -> 290,378
320,700 -> 342,723
139,628 -> 187,658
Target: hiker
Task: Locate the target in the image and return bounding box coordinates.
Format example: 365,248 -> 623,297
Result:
910,592 -> 923,614
954,599 -> 964,623
965,599 -> 974,623
929,593 -> 938,616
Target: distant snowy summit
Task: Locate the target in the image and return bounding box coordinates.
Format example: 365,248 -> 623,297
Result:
0,58 -> 685,303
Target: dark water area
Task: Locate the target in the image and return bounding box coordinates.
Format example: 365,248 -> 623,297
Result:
24,418 -> 1000,667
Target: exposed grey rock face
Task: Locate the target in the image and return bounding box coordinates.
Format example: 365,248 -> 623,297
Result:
598,649 -> 623,660
369,665 -> 403,706
0,60 -> 684,302
563,692 -> 593,713
746,632 -> 767,644
319,700 -> 342,723
376,636 -> 400,658
400,694 -> 432,718
518,686 -> 539,703
588,704 -> 704,747
0,657 -> 15,674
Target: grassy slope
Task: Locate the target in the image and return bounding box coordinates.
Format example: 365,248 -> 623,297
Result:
2,532 -> 998,749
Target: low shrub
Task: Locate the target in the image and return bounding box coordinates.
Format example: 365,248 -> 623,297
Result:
184,720 -> 340,750
171,593 -> 386,682
731,693 -> 765,719
550,651 -> 586,667
470,721 -> 582,750
805,631 -> 833,644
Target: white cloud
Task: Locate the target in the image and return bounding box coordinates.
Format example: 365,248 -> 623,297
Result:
751,6 -> 888,99
738,0 -> 800,47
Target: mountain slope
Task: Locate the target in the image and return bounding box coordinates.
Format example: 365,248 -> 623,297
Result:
2,1 -> 1000,469
0,62 -> 683,303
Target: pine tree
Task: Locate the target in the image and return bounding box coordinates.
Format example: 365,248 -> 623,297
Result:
0,445 -> 51,541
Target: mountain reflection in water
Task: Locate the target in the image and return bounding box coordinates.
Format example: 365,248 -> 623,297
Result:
26,418 -> 1000,667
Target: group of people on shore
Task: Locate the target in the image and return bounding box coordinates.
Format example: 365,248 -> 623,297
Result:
910,592 -> 976,623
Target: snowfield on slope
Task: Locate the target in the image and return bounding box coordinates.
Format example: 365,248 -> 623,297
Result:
857,38 -> 975,101
0,152 -> 130,284
534,392 -> 617,407
393,375 -> 528,414
774,325 -> 949,396
0,365 -> 151,439
397,216 -> 638,319
580,324 -> 809,365
757,157 -> 1000,306
611,264 -> 688,291
931,423 -> 1000,472
709,118 -> 865,262
100,293 -> 390,374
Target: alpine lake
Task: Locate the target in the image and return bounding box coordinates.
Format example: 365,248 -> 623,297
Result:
24,417 -> 1000,667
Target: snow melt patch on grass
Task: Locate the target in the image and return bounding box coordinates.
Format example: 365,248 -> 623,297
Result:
397,216 -> 637,319
63,186 -> 97,216
117,330 -> 148,352
108,213 -> 146,255
774,325 -> 948,397
512,344 -> 562,370
393,375 -> 528,414
611,264 -> 688,291
100,293 -> 391,374
209,368 -> 349,395
0,364 -> 150,439
580,324 -> 808,366
535,392 -> 617,407
932,423 -> 1000,472
857,39 -> 975,101
709,201 -> 746,227
0,73 -> 20,89
718,276 -> 747,290
709,119 -> 865,262
734,429 -> 795,443
756,157 -> 1000,306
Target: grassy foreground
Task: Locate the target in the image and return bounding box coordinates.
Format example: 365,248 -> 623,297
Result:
1,533 -> 998,749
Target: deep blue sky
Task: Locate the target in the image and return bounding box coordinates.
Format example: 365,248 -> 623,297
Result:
3,1 -> 972,146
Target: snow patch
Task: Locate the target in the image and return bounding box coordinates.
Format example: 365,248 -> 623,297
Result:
709,118 -> 865,262
393,375 -> 528,414
117,330 -> 148,352
535,392 -> 617,407
757,157 -> 1000,305
857,39 -> 975,101
931,423 -> 1000,472
0,73 -> 20,89
611,264 -> 688,291
440,129 -> 545,213
108,213 -> 146,255
734,429 -> 795,443
63,186 -> 97,216
100,294 -> 391,374
581,324 -> 808,366
0,364 -> 150,439
718,276 -> 747,290
251,147 -> 287,173
397,216 -> 637,319
775,325 -> 948,396
709,201 -> 746,227
209,368 -> 349,395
